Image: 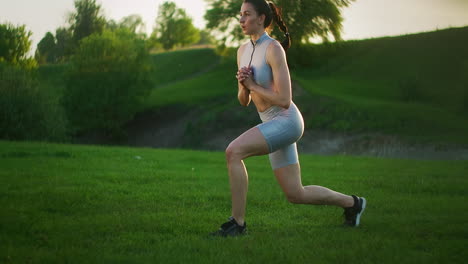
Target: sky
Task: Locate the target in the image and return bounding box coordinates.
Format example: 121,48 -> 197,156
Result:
1,0 -> 468,54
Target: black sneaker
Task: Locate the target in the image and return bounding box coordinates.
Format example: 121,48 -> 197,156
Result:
210,217 -> 247,237
343,195 -> 366,227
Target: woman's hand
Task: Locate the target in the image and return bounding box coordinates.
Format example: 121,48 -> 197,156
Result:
236,66 -> 250,82
236,66 -> 252,106
236,67 -> 255,89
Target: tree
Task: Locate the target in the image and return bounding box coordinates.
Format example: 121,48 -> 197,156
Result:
106,14 -> 147,38
35,27 -> 74,64
35,32 -> 57,64
197,29 -> 216,46
204,0 -> 355,45
152,1 -> 200,50
119,14 -> 146,35
68,0 -> 106,49
0,23 -> 36,68
63,29 -> 153,137
0,61 -> 69,141
54,27 -> 74,62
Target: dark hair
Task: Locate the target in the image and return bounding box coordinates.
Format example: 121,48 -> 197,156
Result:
243,0 -> 291,52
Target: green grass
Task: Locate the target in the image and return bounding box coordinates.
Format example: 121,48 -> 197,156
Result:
1,140 -> 467,263
145,60 -> 236,108
293,76 -> 468,144
150,48 -> 219,85
312,27 -> 468,111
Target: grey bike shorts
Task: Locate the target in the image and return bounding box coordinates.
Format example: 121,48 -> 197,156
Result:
256,102 -> 304,170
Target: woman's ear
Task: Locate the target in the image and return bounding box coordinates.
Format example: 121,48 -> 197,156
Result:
258,14 -> 266,26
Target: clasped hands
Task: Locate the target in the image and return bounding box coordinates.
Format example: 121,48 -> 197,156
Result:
236,66 -> 255,89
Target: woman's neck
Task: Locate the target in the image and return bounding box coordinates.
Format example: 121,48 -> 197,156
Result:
250,30 -> 266,43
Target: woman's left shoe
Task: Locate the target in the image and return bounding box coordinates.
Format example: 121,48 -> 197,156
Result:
210,216 -> 247,237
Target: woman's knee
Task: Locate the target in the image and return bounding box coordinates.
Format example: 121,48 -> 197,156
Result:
225,143 -> 243,163
285,188 -> 304,204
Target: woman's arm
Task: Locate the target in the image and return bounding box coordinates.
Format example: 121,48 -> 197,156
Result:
241,41 -> 291,109
237,44 -> 251,107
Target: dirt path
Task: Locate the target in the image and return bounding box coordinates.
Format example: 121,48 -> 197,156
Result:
123,111 -> 468,160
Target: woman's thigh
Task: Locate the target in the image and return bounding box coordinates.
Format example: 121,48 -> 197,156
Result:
227,126 -> 270,160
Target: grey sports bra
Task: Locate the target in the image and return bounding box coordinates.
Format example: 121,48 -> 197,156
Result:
239,32 -> 274,91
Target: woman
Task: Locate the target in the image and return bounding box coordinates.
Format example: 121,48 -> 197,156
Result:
212,0 -> 366,237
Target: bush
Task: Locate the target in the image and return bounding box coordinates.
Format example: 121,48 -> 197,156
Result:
63,29 -> 153,138
0,62 -> 69,141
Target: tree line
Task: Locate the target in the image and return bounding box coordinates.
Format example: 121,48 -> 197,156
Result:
35,1 -> 210,64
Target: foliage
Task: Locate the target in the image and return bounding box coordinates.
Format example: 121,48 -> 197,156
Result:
35,0 -> 105,64
35,27 -> 74,64
68,0 -> 106,50
0,62 -> 68,141
35,32 -> 57,64
54,27 -> 74,62
152,1 -> 200,50
62,29 -> 153,138
0,23 -> 37,68
197,29 -> 216,46
204,0 -> 355,46
106,14 -> 147,38
38,7 -> 145,65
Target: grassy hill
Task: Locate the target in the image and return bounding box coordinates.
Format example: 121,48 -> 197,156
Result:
292,26 -> 468,144
36,27 -> 468,148
1,140 -> 467,263
299,27 -> 468,111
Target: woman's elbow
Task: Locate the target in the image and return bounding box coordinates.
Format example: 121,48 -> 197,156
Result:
238,96 -> 251,107
239,101 -> 250,107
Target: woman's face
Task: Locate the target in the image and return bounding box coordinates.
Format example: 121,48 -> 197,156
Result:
239,3 -> 264,35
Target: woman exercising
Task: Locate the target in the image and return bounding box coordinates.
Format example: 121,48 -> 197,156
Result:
212,0 -> 366,237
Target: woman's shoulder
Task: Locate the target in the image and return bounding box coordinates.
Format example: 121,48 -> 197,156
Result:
266,39 -> 286,65
266,39 -> 285,56
267,39 -> 283,51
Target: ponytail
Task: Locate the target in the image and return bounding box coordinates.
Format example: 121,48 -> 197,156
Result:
268,2 -> 291,52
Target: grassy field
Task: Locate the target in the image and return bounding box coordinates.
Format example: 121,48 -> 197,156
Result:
1,140 -> 467,263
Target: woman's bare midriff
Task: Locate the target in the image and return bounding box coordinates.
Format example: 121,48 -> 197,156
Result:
251,92 -> 273,112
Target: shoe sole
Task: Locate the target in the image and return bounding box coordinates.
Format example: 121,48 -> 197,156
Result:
355,197 -> 366,226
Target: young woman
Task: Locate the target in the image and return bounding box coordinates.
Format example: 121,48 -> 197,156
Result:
212,0 -> 366,237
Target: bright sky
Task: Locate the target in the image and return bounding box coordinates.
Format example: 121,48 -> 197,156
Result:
1,0 -> 468,54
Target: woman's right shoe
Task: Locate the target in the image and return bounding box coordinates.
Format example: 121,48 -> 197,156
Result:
343,195 -> 367,227
210,216 -> 247,237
